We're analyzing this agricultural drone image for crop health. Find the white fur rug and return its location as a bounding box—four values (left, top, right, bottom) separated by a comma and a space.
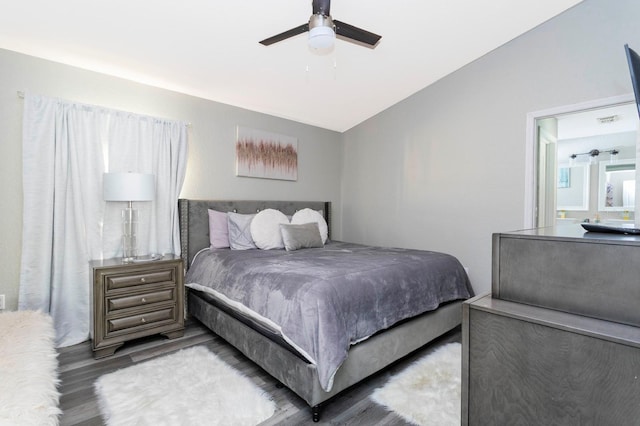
94, 346, 275, 425
371, 342, 461, 426
0, 310, 61, 426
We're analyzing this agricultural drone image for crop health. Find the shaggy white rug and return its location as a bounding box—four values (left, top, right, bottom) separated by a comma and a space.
371, 342, 461, 426
0, 310, 61, 426
94, 345, 275, 425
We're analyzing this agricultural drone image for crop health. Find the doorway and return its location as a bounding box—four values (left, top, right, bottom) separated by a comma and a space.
525, 95, 638, 228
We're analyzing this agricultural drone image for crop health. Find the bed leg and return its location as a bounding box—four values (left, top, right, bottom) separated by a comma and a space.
312, 405, 321, 422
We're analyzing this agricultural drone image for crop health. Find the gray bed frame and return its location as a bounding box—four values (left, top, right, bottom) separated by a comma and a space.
179, 199, 463, 421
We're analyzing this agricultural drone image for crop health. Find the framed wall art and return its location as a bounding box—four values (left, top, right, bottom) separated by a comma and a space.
558, 167, 571, 188
235, 126, 298, 181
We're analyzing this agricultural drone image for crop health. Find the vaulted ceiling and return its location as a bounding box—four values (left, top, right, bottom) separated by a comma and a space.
0, 0, 582, 131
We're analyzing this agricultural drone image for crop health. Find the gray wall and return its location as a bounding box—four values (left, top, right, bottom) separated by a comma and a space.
341, 0, 640, 294
0, 49, 343, 310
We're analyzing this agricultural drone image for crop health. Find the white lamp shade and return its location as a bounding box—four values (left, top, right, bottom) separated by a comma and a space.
308, 26, 335, 49
103, 172, 155, 201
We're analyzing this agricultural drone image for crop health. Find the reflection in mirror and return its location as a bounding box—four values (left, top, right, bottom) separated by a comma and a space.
529, 97, 639, 228
598, 160, 636, 211
557, 164, 589, 211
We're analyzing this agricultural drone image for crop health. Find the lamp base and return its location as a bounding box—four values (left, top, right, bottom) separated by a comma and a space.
122, 234, 138, 263
122, 208, 138, 262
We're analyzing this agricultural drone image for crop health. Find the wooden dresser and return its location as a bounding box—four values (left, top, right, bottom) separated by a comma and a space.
90, 255, 185, 359
462, 226, 640, 425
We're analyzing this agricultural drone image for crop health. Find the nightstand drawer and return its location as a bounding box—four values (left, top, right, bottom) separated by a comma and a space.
106, 269, 175, 291
107, 288, 175, 312
107, 307, 175, 332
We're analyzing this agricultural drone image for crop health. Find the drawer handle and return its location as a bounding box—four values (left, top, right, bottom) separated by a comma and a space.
141, 317, 146, 323
141, 298, 147, 303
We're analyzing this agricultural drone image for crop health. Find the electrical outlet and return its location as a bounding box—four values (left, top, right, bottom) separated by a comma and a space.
0, 294, 5, 310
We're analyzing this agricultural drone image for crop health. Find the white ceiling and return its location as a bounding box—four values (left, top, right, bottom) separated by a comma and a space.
0, 0, 582, 132
557, 103, 640, 140
556, 102, 639, 162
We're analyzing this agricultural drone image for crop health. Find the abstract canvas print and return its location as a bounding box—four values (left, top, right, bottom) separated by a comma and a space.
236, 126, 298, 181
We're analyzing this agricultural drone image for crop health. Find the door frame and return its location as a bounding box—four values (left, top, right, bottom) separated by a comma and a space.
524, 94, 634, 229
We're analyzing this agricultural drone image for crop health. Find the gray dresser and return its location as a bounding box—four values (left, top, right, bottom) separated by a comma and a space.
462, 225, 640, 425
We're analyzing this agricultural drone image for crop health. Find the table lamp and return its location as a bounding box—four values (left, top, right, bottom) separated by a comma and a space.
103, 172, 155, 262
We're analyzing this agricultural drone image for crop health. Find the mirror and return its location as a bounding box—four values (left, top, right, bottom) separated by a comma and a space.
598, 159, 636, 211
557, 164, 589, 211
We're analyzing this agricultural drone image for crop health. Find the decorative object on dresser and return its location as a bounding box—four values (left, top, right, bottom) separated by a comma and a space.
94, 346, 275, 425
90, 255, 184, 359
0, 310, 61, 425
462, 226, 640, 425
372, 342, 461, 426
103, 172, 155, 262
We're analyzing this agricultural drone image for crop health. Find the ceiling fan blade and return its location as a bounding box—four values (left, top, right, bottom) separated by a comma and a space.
259, 23, 309, 46
333, 20, 381, 47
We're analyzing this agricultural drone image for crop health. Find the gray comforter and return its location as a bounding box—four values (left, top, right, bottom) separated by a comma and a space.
185, 241, 472, 391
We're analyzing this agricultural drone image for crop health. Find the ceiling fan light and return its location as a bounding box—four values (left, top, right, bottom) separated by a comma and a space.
308, 26, 335, 49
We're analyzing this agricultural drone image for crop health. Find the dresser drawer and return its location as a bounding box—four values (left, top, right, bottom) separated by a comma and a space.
106, 269, 175, 291
493, 229, 640, 327
107, 307, 176, 333
107, 288, 175, 312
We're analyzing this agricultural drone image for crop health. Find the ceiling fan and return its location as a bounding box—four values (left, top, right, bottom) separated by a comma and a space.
259, 0, 382, 50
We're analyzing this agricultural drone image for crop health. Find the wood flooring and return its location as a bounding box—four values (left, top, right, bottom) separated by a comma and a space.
57, 319, 461, 425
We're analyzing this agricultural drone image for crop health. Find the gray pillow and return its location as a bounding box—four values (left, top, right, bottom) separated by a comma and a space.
280, 222, 324, 251
227, 212, 257, 250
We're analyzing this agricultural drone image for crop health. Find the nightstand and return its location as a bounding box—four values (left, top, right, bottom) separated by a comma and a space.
90, 255, 185, 359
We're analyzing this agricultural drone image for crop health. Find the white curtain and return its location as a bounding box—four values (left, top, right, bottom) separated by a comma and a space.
19, 93, 188, 347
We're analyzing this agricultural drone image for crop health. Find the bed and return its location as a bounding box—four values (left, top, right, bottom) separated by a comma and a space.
179, 199, 473, 421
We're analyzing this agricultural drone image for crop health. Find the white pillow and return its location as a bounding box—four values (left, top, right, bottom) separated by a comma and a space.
250, 209, 290, 250
291, 208, 328, 243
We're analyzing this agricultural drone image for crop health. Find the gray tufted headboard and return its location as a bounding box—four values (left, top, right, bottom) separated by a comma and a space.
178, 199, 331, 270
